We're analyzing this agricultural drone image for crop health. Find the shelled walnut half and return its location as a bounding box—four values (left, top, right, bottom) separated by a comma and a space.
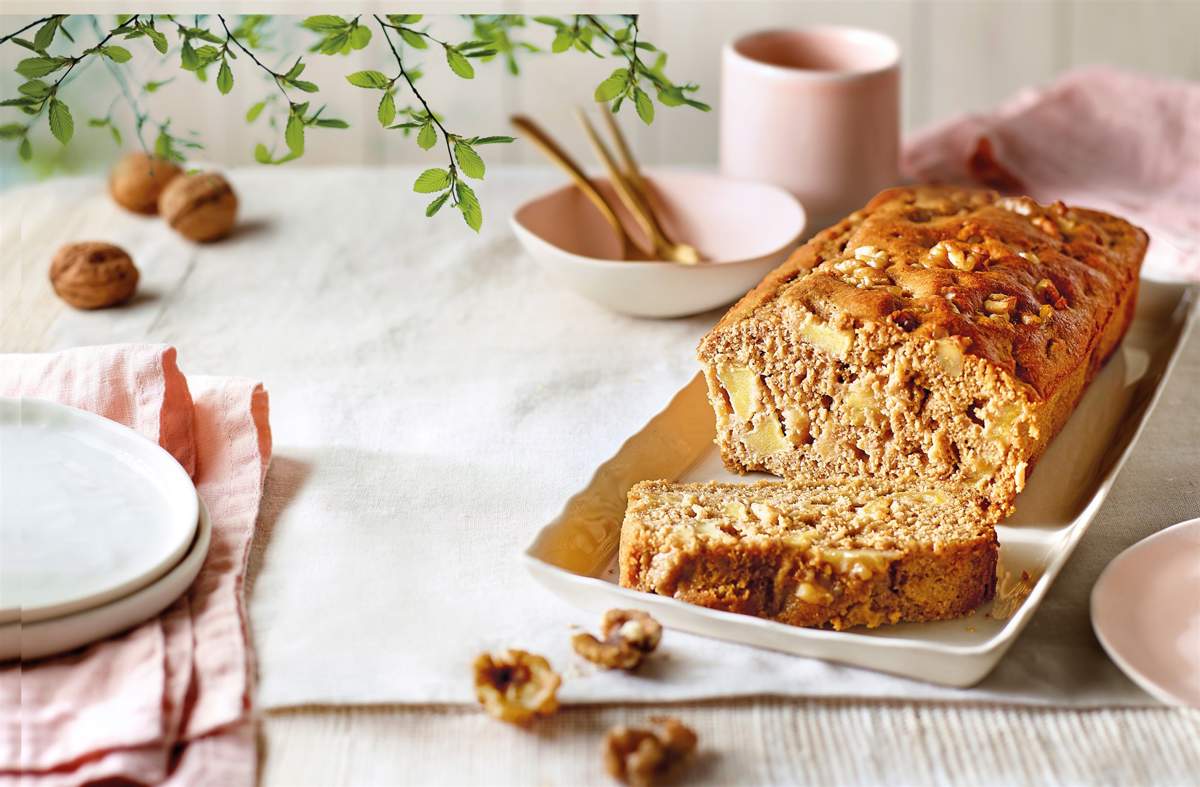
472, 649, 561, 725
572, 609, 663, 670
603, 717, 698, 787
49, 242, 139, 310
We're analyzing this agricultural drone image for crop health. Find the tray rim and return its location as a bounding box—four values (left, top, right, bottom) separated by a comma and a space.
523, 280, 1199, 686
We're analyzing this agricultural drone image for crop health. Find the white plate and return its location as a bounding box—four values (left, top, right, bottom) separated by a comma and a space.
1091, 517, 1200, 708
525, 279, 1198, 687
0, 398, 198, 623
0, 494, 211, 662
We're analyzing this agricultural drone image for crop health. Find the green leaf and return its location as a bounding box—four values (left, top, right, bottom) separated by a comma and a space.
425, 192, 450, 217
346, 70, 390, 89
101, 45, 132, 63
416, 122, 436, 150
594, 71, 628, 102
302, 15, 348, 31
377, 92, 396, 126
254, 142, 272, 163
144, 79, 173, 93
217, 61, 234, 94
532, 16, 564, 28
194, 45, 221, 65
18, 137, 32, 161
0, 124, 24, 139
454, 141, 485, 179
285, 60, 306, 80
318, 32, 350, 55
471, 136, 515, 145
456, 181, 482, 231
413, 167, 450, 193
445, 47, 474, 79
634, 87, 654, 124
87, 117, 107, 127
0, 97, 38, 108
110, 125, 122, 145
315, 118, 349, 128
16, 56, 67, 79
245, 101, 266, 122
550, 31, 573, 53
18, 79, 50, 98
285, 112, 305, 155
465, 49, 498, 59
33, 18, 59, 51
47, 98, 72, 144
180, 41, 199, 70
348, 25, 371, 50
387, 14, 423, 24
656, 86, 684, 107
398, 28, 427, 49
290, 80, 319, 93
146, 27, 168, 54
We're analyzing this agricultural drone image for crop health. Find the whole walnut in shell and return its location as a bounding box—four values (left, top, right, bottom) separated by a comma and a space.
158, 171, 238, 242
108, 152, 182, 214
49, 242, 139, 310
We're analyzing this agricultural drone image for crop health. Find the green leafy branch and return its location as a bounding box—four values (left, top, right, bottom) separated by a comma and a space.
583, 15, 710, 122
1, 14, 141, 159
2, 13, 708, 232
214, 14, 348, 165
357, 13, 513, 230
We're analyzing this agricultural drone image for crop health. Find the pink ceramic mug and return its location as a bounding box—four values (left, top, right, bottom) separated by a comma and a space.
720, 27, 901, 234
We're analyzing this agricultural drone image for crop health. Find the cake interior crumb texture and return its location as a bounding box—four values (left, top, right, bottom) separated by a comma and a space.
697, 186, 1147, 516
619, 479, 998, 631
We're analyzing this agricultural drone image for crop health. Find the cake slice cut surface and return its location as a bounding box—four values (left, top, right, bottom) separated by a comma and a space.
619, 479, 998, 630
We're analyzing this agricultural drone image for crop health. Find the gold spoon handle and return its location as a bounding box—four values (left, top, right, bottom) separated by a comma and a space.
598, 107, 648, 197
509, 115, 634, 259
574, 109, 672, 258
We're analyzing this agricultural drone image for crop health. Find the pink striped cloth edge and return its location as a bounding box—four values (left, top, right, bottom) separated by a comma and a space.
0, 345, 270, 787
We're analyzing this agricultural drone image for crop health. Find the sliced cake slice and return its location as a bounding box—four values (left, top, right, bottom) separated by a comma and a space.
619, 479, 998, 630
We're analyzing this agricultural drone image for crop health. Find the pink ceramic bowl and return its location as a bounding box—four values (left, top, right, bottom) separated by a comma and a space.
511, 169, 806, 318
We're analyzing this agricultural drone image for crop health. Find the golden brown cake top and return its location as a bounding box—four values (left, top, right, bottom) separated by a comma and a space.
704, 186, 1148, 398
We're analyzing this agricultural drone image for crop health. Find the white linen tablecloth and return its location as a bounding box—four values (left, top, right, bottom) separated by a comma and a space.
5, 168, 1198, 713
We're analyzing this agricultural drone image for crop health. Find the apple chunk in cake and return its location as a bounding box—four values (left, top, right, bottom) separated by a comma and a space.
698, 186, 1147, 514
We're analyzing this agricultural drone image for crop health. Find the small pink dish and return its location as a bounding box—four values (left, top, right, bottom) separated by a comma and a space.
511, 168, 806, 318
1091, 517, 1200, 707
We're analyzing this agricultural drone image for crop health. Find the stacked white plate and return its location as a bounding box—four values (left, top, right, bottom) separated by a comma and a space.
0, 397, 211, 661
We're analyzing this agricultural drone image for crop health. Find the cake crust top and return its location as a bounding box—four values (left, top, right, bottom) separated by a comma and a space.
702, 186, 1148, 398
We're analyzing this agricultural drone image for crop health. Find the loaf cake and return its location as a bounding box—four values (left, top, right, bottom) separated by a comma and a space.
619, 479, 998, 630
698, 186, 1147, 515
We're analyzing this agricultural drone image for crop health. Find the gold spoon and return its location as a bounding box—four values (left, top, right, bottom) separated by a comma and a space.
509, 114, 647, 262
576, 108, 702, 265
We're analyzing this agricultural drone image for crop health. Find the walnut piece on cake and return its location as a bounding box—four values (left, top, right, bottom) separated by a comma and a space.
619, 479, 998, 630
697, 186, 1147, 516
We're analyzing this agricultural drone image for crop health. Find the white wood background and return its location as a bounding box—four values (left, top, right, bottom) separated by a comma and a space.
3, 1, 1200, 181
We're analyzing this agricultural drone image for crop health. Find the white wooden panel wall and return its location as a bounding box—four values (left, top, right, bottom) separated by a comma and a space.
1, 1, 1199, 177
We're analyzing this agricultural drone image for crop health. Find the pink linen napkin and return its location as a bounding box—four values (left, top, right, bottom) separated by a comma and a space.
903, 65, 1200, 282
0, 345, 271, 786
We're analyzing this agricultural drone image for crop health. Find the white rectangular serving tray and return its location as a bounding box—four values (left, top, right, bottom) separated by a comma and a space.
524, 279, 1198, 687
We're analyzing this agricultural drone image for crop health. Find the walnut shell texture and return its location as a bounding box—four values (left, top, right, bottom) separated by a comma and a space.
158, 171, 238, 242
108, 152, 182, 214
49, 242, 140, 310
